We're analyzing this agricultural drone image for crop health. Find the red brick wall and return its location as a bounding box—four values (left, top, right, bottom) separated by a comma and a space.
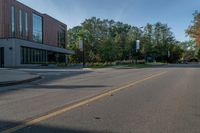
0, 0, 3, 37
1, 0, 67, 47
43, 14, 67, 47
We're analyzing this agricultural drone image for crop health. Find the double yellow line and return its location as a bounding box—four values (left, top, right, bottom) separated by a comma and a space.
1, 71, 167, 133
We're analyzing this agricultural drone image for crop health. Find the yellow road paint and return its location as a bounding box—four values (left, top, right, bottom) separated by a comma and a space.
1, 71, 167, 133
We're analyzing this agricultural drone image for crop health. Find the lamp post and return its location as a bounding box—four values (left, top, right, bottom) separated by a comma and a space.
167, 50, 170, 64
79, 29, 90, 68
134, 27, 143, 64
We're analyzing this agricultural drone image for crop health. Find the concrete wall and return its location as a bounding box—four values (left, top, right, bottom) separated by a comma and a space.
0, 39, 20, 67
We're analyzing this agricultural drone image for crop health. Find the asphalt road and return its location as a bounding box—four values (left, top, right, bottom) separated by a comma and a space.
1, 64, 200, 133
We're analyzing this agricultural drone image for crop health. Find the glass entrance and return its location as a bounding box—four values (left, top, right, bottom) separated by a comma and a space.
0, 47, 4, 68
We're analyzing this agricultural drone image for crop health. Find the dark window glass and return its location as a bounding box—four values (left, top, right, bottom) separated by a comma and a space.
25, 12, 28, 39
33, 49, 36, 63
19, 10, 23, 38
21, 47, 47, 64
32, 14, 43, 43
20, 47, 24, 64
11, 6, 15, 37
58, 27, 66, 48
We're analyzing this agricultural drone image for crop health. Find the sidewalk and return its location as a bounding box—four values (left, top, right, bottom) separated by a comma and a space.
0, 68, 41, 87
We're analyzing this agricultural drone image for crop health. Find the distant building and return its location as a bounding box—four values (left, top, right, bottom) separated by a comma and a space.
0, 0, 74, 67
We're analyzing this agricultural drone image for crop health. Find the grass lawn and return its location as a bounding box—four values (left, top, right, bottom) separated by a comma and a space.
86, 63, 161, 69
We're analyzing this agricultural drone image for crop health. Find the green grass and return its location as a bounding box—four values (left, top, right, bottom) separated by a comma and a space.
86, 63, 155, 69
86, 63, 166, 69
87, 64, 116, 69
126, 64, 152, 68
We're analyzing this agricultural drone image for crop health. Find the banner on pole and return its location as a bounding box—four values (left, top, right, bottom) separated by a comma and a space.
79, 40, 83, 51
136, 40, 140, 50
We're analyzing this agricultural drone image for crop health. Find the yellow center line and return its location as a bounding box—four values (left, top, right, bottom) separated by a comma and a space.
1, 71, 167, 133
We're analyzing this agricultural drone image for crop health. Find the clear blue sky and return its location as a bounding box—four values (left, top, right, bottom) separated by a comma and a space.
18, 0, 200, 42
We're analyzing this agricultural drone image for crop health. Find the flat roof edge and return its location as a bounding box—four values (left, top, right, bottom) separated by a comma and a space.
0, 38, 75, 55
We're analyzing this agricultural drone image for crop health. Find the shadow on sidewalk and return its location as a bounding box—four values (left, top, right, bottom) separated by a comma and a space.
0, 70, 93, 95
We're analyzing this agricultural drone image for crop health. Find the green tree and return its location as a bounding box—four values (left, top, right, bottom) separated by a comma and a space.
186, 11, 200, 45
67, 17, 182, 64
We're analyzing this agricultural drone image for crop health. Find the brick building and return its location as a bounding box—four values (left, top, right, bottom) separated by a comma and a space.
0, 0, 74, 67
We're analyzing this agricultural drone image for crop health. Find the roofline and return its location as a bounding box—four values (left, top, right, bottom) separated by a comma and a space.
15, 0, 67, 27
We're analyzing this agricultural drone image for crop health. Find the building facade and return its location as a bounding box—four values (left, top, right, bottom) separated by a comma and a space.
0, 0, 74, 67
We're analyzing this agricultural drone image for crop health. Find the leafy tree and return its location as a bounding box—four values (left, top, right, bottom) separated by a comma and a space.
186, 11, 200, 45
179, 40, 197, 60
68, 17, 182, 64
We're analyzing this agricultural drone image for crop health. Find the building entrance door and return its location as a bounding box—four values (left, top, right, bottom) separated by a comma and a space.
0, 47, 4, 68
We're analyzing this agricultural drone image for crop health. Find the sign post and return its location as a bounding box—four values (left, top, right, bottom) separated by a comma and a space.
135, 40, 140, 64
79, 39, 85, 67
136, 40, 140, 52
79, 40, 83, 51
167, 50, 170, 64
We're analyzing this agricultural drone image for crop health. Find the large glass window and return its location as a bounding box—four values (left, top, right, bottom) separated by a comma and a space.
58, 27, 66, 48
32, 14, 43, 43
25, 12, 28, 39
21, 47, 47, 64
11, 6, 15, 37
19, 10, 23, 38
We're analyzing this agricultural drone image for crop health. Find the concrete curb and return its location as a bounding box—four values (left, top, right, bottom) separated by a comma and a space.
0, 75, 42, 87
83, 68, 94, 71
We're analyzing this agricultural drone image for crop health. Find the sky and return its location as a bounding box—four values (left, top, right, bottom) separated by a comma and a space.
18, 0, 200, 42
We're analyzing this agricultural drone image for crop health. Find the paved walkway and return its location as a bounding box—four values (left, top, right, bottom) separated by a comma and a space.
0, 68, 41, 87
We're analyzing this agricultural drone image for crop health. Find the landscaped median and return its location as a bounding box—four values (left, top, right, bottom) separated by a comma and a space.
0, 69, 41, 87
84, 62, 166, 70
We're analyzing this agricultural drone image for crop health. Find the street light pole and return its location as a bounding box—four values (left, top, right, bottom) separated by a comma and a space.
79, 39, 85, 68
134, 27, 143, 64
167, 49, 170, 65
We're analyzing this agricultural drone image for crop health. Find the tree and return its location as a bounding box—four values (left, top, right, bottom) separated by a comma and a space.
186, 11, 200, 45
68, 17, 182, 64
179, 40, 196, 60
68, 26, 82, 63
142, 23, 153, 55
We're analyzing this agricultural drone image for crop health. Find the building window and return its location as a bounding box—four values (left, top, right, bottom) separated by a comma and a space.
21, 47, 47, 64
32, 14, 43, 43
57, 27, 66, 48
11, 6, 15, 37
19, 10, 23, 38
25, 12, 28, 39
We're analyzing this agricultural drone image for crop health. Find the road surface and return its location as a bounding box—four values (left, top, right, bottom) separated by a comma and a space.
0, 65, 200, 133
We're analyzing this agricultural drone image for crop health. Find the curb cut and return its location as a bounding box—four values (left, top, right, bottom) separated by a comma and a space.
0, 75, 42, 87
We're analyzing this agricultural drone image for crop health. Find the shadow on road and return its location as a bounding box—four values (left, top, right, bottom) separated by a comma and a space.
0, 70, 93, 95
0, 120, 115, 133
1, 64, 200, 95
